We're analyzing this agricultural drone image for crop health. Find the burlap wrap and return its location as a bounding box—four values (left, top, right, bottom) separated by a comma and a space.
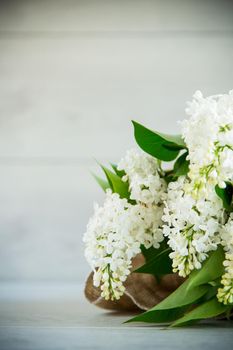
85, 254, 184, 311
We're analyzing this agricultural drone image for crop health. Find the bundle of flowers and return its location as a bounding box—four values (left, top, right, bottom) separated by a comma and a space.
84, 91, 233, 326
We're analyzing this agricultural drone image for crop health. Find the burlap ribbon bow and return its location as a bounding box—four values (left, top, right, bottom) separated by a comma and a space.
85, 254, 184, 311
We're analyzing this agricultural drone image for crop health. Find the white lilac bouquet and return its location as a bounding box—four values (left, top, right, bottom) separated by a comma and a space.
84, 91, 233, 326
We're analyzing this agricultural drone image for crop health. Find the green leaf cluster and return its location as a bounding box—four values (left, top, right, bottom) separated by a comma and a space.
136, 244, 172, 277
92, 163, 130, 199
128, 247, 231, 326
132, 121, 189, 179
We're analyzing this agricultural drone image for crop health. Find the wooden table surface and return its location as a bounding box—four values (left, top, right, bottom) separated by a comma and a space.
0, 283, 232, 350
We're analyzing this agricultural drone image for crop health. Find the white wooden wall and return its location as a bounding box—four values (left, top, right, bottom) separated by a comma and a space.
0, 0, 233, 282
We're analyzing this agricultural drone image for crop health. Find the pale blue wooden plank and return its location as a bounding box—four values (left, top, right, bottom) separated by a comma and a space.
0, 324, 232, 350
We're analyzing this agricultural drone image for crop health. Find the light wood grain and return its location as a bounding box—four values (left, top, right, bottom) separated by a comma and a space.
0, 284, 232, 349
0, 164, 106, 281
0, 36, 232, 159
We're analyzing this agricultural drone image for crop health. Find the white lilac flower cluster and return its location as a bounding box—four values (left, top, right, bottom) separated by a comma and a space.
117, 149, 166, 205
217, 215, 233, 304
84, 191, 139, 300
83, 150, 165, 300
163, 91, 233, 303
179, 91, 233, 304
162, 177, 224, 277
181, 91, 233, 197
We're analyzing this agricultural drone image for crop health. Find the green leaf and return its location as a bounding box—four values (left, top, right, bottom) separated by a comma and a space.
164, 173, 176, 184
140, 245, 159, 261
132, 121, 186, 161
187, 247, 225, 291
127, 247, 225, 325
173, 151, 190, 177
127, 279, 209, 323
125, 307, 187, 324
135, 247, 172, 276
110, 163, 126, 178
92, 173, 110, 192
100, 165, 130, 199
140, 241, 168, 261
171, 298, 229, 327
151, 280, 209, 310
215, 183, 233, 211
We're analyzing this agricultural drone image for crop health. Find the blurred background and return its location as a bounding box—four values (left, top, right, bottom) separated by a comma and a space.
0, 0, 233, 287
